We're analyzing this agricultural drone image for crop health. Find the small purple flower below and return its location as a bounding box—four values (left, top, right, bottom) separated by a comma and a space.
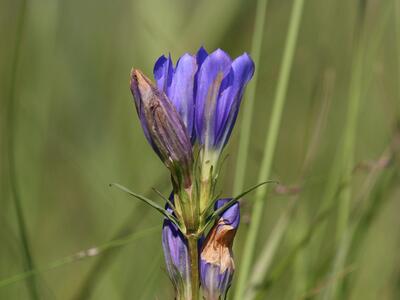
162, 195, 190, 296
200, 199, 240, 300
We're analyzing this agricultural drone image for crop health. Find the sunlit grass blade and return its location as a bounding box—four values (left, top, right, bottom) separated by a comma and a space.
320, 2, 396, 298
346, 167, 397, 286
308, 4, 394, 296
320, 151, 395, 300
233, 1, 306, 298
335, 11, 365, 245
0, 226, 159, 288
250, 206, 334, 300
244, 67, 335, 299
321, 227, 354, 300
233, 0, 269, 196
244, 197, 296, 300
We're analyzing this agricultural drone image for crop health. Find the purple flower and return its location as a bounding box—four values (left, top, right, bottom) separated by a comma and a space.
200, 199, 240, 300
162, 200, 190, 295
153, 48, 208, 142
153, 47, 254, 150
195, 49, 254, 151
162, 194, 204, 297
130, 69, 193, 188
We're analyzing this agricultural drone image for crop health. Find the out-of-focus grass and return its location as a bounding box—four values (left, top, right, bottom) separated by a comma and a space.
234, 0, 305, 298
1, 0, 399, 299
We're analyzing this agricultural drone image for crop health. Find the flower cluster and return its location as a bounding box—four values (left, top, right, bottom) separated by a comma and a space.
130, 47, 254, 299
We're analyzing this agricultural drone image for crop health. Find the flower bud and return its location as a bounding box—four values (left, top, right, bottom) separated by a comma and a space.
130, 69, 193, 188
200, 199, 240, 300
162, 202, 190, 298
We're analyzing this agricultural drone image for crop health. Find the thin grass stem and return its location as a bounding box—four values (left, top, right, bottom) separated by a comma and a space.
232, 0, 269, 196
244, 69, 335, 300
233, 1, 305, 298
310, 5, 393, 294
322, 4, 375, 298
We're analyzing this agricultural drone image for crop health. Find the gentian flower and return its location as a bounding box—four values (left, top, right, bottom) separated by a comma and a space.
162, 199, 190, 298
195, 49, 254, 153
130, 48, 251, 299
153, 47, 254, 153
153, 47, 208, 142
130, 69, 193, 188
200, 199, 240, 300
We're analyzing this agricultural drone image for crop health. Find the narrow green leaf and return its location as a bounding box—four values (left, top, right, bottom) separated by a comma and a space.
151, 187, 178, 215
110, 183, 181, 228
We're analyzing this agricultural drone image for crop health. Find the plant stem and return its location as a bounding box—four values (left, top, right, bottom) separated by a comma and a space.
233, 0, 305, 298
188, 234, 200, 300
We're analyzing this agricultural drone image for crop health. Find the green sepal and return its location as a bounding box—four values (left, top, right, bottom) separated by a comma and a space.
110, 183, 181, 229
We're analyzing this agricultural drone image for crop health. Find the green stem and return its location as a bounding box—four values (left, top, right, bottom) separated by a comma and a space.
187, 235, 200, 300
233, 0, 269, 196
234, 0, 305, 299
336, 28, 364, 243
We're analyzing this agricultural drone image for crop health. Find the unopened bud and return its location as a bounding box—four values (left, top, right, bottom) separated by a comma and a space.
162, 203, 190, 298
130, 69, 193, 188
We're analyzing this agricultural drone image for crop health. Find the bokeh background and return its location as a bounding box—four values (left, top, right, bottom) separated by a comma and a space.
1, 0, 399, 299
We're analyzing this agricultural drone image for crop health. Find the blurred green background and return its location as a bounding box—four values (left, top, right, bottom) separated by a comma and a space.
1, 0, 399, 299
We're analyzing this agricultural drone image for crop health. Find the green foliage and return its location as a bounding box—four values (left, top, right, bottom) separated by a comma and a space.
0, 0, 399, 299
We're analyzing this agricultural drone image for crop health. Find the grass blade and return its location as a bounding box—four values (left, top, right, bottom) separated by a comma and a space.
233, 0, 269, 196
245, 197, 296, 300
244, 68, 335, 299
233, 1, 306, 298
